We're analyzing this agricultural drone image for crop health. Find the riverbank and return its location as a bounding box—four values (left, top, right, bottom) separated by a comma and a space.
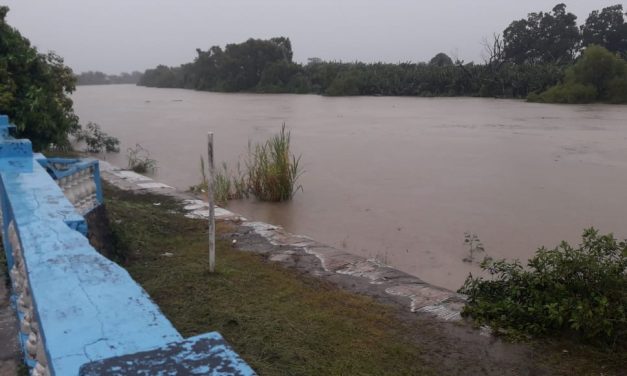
95, 162, 626, 375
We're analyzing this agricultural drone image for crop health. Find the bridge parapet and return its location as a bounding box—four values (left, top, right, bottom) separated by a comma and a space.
0, 115, 254, 375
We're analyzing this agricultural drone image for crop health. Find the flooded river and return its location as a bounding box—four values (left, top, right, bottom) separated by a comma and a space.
73, 85, 627, 290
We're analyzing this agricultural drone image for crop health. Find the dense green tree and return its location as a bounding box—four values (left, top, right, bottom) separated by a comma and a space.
503, 4, 580, 65
529, 45, 627, 103
0, 6, 79, 150
581, 4, 627, 58
428, 53, 454, 67
138, 65, 182, 88
143, 37, 296, 92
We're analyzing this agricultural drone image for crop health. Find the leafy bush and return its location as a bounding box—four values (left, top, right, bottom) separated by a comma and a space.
126, 144, 157, 173
74, 122, 120, 153
528, 82, 598, 104
607, 76, 627, 104
529, 45, 627, 104
459, 228, 627, 348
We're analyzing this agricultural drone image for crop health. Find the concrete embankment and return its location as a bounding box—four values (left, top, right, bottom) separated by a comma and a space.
99, 161, 466, 323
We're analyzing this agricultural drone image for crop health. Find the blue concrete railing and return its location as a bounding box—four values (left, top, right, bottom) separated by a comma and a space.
0, 115, 255, 375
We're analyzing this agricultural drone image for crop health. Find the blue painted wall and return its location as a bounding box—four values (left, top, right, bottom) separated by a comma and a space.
0, 115, 255, 375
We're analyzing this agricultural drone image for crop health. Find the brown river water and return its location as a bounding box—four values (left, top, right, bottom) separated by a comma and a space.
73, 84, 627, 290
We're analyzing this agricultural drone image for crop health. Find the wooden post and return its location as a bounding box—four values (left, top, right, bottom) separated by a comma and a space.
207, 132, 215, 272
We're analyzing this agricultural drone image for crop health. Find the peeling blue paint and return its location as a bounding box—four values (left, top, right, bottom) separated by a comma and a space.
0, 115, 255, 375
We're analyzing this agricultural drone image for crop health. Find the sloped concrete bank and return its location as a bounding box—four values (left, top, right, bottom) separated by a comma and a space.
99, 161, 465, 323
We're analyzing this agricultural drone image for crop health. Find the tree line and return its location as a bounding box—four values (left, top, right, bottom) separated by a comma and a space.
138, 4, 627, 102
76, 71, 143, 85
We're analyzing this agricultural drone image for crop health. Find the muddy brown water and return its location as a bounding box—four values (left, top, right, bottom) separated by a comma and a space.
73, 84, 627, 291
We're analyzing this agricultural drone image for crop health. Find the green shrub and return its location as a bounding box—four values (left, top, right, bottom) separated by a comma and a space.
74, 122, 120, 153
531, 82, 598, 104
126, 144, 157, 173
607, 76, 627, 104
459, 228, 627, 348
529, 45, 627, 104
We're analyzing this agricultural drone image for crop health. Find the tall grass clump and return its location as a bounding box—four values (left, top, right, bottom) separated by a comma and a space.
127, 144, 157, 173
190, 157, 248, 206
189, 124, 303, 203
246, 124, 303, 201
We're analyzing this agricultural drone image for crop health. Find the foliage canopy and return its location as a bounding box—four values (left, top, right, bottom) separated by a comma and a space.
139, 4, 626, 102
529, 45, 627, 103
0, 6, 79, 150
581, 4, 627, 58
503, 3, 581, 65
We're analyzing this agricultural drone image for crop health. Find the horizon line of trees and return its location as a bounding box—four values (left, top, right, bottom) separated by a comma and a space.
76, 71, 143, 85
138, 3, 627, 101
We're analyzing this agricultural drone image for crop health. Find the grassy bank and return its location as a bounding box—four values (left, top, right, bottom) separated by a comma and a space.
103, 184, 432, 375
101, 184, 626, 375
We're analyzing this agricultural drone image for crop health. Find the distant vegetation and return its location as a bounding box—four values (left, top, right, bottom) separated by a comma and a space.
139, 4, 627, 103
459, 228, 626, 349
76, 71, 143, 85
529, 45, 627, 104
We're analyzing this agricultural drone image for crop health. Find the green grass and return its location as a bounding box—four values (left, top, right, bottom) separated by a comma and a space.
126, 143, 157, 173
246, 124, 303, 202
103, 185, 432, 375
101, 184, 627, 375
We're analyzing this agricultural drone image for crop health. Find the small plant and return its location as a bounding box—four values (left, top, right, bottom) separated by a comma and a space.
126, 144, 157, 173
189, 157, 248, 206
459, 228, 627, 348
189, 156, 209, 194
463, 232, 486, 263
213, 162, 232, 206
74, 122, 120, 153
246, 123, 303, 202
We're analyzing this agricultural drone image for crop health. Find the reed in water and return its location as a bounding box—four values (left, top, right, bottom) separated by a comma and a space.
190, 124, 302, 203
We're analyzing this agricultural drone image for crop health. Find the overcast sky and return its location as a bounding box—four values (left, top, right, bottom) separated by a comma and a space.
2, 1, 620, 74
